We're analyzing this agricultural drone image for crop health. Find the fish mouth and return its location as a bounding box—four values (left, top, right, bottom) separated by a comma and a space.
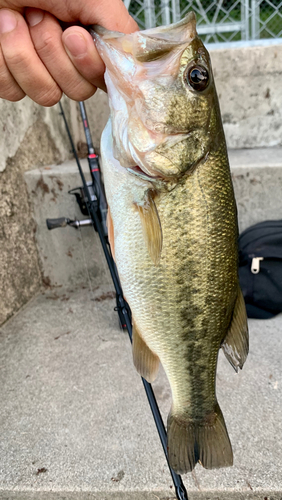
128, 165, 161, 182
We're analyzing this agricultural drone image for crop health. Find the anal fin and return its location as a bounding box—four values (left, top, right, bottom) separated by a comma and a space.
135, 191, 162, 266
132, 320, 159, 383
222, 287, 249, 372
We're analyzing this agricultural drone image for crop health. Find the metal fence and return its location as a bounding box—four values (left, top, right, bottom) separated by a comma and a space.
124, 0, 282, 43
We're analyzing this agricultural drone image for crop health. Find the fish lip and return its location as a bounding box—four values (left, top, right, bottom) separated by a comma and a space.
128, 165, 161, 182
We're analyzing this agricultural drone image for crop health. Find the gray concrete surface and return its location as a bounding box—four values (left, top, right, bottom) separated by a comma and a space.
24, 159, 108, 288
0, 97, 71, 174
0, 97, 74, 326
230, 147, 282, 232
0, 283, 281, 499
209, 43, 282, 150
24, 147, 282, 286
0, 93, 108, 325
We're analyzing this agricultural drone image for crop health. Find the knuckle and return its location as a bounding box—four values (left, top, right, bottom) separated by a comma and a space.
64, 82, 96, 101
0, 74, 25, 101
6, 90, 25, 101
35, 31, 56, 57
0, 87, 25, 101
5, 48, 30, 69
35, 86, 62, 107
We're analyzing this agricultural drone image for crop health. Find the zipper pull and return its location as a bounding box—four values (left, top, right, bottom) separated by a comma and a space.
251, 257, 264, 274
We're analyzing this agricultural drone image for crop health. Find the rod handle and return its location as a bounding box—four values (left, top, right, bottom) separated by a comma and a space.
46, 217, 70, 230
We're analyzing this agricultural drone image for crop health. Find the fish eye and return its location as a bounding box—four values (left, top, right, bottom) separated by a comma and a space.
186, 65, 209, 91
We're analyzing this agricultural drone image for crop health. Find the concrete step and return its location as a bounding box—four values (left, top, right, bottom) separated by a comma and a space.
229, 147, 282, 232
24, 148, 282, 287
0, 285, 282, 499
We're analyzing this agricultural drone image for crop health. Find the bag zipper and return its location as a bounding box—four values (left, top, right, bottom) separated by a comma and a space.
251, 257, 264, 274
250, 255, 282, 274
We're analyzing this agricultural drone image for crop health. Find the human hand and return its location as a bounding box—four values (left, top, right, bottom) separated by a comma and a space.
0, 0, 138, 105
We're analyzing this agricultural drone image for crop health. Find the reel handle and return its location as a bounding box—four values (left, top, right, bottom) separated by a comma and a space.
46, 217, 70, 230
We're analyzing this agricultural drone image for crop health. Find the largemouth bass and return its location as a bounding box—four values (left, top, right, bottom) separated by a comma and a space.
91, 12, 249, 474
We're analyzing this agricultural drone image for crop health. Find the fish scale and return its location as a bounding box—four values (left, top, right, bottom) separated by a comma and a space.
94, 11, 249, 474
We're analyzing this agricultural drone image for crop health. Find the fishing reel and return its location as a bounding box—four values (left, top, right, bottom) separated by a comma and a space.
69, 183, 98, 217
46, 181, 98, 232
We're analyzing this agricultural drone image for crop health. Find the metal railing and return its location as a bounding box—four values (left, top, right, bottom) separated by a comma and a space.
125, 0, 282, 43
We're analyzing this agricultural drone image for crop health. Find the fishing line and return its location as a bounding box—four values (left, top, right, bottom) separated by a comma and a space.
95, 230, 113, 287
78, 224, 96, 301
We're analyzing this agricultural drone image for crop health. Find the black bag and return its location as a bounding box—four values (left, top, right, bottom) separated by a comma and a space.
238, 220, 282, 319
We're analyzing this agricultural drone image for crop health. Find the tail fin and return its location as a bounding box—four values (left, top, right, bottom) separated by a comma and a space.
167, 403, 233, 474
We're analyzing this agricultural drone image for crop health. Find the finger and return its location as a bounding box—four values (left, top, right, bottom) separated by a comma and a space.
25, 9, 97, 100
0, 0, 139, 33
0, 9, 62, 106
61, 0, 138, 92
0, 41, 25, 101
62, 26, 106, 92
68, 0, 139, 34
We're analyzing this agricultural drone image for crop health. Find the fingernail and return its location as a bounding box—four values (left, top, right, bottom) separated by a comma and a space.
0, 10, 17, 34
25, 9, 44, 27
64, 33, 87, 58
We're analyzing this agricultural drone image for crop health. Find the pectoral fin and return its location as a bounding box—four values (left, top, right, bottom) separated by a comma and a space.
132, 320, 159, 383
107, 207, 115, 261
222, 287, 249, 372
135, 191, 162, 266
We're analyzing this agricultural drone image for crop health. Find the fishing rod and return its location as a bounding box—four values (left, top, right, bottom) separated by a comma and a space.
78, 101, 108, 237
46, 100, 189, 500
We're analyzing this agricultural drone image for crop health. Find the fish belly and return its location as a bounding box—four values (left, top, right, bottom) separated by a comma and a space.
101, 119, 238, 473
